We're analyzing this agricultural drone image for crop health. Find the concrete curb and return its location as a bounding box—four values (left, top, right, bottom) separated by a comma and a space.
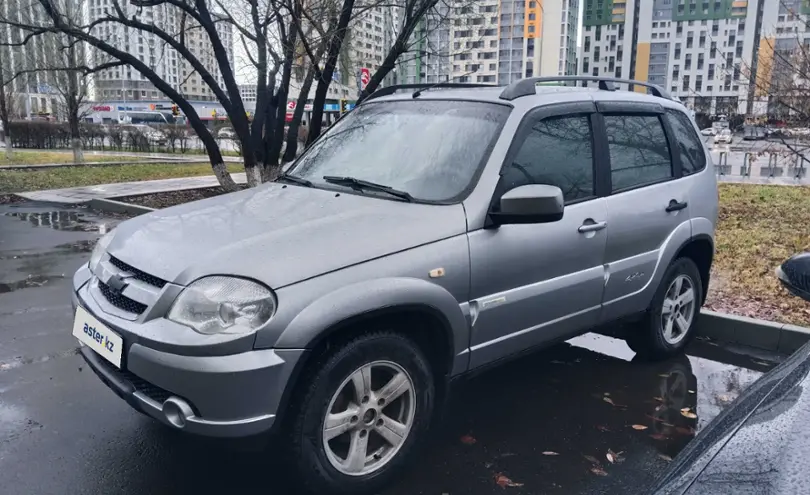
86, 198, 155, 215
696, 309, 810, 355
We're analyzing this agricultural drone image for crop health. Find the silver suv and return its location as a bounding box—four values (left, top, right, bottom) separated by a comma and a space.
71, 77, 717, 494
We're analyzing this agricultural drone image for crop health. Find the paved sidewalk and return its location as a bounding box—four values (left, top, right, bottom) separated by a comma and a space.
17, 173, 247, 204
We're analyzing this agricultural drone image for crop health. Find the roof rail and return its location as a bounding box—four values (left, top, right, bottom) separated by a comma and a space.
498, 76, 671, 101
364, 83, 498, 102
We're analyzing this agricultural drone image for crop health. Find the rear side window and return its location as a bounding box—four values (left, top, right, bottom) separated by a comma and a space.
501, 115, 595, 203
665, 108, 707, 175
604, 114, 673, 192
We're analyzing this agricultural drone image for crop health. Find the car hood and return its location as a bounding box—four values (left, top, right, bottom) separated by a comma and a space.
107, 183, 467, 288
651, 341, 810, 495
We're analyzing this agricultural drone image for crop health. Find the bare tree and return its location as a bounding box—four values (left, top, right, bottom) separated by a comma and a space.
0, 39, 12, 159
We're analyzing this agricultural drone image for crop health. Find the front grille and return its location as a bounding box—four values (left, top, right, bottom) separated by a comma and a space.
95, 356, 173, 404
98, 281, 147, 314
109, 256, 167, 288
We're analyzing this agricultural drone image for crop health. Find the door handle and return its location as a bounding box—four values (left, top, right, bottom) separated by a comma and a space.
666, 200, 688, 212
578, 220, 607, 233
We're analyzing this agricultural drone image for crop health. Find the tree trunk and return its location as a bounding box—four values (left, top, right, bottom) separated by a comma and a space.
308, 0, 356, 144
283, 64, 316, 163
0, 42, 11, 160
68, 103, 84, 164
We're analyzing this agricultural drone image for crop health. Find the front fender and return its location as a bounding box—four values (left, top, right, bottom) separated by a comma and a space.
273, 277, 470, 375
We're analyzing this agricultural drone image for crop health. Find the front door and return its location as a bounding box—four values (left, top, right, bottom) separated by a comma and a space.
467, 105, 609, 369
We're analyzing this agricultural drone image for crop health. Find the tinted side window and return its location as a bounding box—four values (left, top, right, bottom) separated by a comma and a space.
665, 108, 707, 175
604, 114, 673, 192
501, 115, 595, 203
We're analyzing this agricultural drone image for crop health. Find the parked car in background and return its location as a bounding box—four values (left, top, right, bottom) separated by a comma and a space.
217, 126, 236, 139
700, 128, 716, 136
71, 77, 717, 494
121, 124, 166, 146
713, 129, 733, 145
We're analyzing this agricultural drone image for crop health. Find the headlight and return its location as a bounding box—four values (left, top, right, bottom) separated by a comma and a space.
167, 276, 276, 335
89, 230, 115, 272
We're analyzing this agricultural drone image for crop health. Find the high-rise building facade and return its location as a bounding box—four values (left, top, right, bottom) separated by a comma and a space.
88, 0, 233, 102
395, 0, 580, 86
580, 0, 810, 117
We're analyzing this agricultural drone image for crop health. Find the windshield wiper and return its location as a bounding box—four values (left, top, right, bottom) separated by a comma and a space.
276, 173, 312, 187
323, 175, 414, 202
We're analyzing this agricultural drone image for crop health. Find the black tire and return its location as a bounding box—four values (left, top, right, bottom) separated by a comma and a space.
286, 331, 435, 495
627, 257, 703, 360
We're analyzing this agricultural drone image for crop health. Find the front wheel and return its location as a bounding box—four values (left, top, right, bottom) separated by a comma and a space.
627, 257, 703, 360
286, 331, 435, 494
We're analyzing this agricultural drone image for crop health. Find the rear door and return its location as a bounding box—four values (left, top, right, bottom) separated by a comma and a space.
597, 102, 692, 321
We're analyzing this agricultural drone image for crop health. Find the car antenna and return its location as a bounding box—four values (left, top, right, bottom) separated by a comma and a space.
412, 66, 480, 98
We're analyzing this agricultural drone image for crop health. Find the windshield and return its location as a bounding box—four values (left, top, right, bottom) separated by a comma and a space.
288, 100, 510, 202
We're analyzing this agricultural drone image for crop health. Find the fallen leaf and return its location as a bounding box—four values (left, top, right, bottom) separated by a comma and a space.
590, 467, 609, 476
603, 392, 611, 396
583, 455, 601, 465
717, 394, 733, 403
680, 407, 692, 413
494, 474, 524, 488
652, 396, 664, 402
596, 425, 611, 432
485, 462, 493, 468
662, 422, 675, 427
542, 451, 560, 456
658, 373, 670, 378
658, 454, 673, 462
460, 434, 477, 445
606, 453, 615, 464
631, 424, 648, 430
681, 411, 698, 419
603, 397, 615, 406
753, 359, 772, 366
649, 433, 669, 441
688, 390, 696, 394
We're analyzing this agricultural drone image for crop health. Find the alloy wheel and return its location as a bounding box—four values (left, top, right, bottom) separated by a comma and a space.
322, 360, 416, 476
660, 274, 696, 345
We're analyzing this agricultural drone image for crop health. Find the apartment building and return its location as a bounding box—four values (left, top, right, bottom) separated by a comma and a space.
754, 0, 810, 117
88, 0, 233, 103
579, 0, 810, 117
396, 5, 452, 85
0, 0, 78, 116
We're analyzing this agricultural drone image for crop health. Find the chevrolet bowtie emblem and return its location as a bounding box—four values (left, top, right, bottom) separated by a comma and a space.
107, 273, 133, 292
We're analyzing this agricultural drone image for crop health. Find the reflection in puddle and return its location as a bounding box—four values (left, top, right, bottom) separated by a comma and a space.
2, 211, 108, 233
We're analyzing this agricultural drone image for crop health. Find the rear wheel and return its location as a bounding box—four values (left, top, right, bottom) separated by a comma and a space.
627, 257, 703, 360
286, 331, 435, 494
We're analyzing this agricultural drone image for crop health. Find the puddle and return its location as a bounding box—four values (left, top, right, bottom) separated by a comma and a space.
0, 274, 65, 294
383, 334, 771, 495
2, 211, 109, 233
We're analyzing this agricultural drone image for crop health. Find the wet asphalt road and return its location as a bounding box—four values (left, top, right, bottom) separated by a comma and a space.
0, 201, 780, 495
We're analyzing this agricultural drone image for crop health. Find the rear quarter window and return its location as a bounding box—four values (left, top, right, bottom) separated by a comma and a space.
665, 108, 707, 176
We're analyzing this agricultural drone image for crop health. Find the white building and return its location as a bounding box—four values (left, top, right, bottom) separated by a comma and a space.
88, 0, 233, 103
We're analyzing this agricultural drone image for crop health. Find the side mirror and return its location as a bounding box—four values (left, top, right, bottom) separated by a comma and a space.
490, 184, 564, 225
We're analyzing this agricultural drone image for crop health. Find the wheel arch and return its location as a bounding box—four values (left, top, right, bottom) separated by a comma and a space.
673, 234, 714, 305
271, 278, 467, 431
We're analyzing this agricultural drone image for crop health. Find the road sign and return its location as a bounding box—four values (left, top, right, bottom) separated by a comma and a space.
287, 101, 296, 111
360, 68, 370, 89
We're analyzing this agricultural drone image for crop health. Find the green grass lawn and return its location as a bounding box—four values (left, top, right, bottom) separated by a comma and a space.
708, 183, 810, 326
0, 162, 243, 193
0, 151, 142, 166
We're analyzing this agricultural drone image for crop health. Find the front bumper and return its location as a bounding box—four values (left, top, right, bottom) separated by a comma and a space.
73, 272, 304, 438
